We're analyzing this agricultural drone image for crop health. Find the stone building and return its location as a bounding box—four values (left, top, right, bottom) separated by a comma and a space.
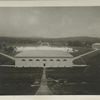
15, 49, 73, 67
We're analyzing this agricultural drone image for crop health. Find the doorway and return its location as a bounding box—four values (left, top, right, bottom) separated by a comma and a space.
43, 63, 46, 67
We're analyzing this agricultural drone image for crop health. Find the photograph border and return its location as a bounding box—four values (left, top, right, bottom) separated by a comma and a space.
0, 0, 100, 100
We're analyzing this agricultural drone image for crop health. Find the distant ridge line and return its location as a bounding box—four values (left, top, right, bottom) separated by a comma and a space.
0, 36, 100, 40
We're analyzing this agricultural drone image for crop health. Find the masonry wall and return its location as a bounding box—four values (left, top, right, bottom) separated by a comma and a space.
15, 57, 71, 67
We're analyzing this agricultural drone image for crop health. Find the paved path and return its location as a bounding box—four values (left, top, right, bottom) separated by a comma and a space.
0, 65, 15, 67
35, 68, 52, 95
0, 52, 15, 60
72, 49, 98, 60
66, 49, 99, 67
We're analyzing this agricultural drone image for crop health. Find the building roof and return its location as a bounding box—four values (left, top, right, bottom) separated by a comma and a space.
15, 50, 73, 58
16, 46, 73, 52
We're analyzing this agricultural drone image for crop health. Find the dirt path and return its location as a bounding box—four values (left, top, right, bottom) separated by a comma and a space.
35, 68, 52, 95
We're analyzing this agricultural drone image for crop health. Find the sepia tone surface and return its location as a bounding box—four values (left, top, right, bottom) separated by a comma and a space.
0, 7, 100, 95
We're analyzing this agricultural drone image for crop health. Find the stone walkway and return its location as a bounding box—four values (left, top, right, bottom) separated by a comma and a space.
35, 68, 52, 95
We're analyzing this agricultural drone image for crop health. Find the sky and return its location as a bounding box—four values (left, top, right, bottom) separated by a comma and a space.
0, 7, 100, 38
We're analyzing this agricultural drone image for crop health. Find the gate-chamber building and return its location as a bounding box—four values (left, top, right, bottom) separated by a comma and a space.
15, 49, 73, 67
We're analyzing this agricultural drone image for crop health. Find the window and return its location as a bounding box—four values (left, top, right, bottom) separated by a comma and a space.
63, 59, 67, 61
50, 59, 53, 61
22, 59, 25, 61
57, 59, 60, 61
36, 59, 40, 61
29, 59, 33, 61
43, 59, 47, 61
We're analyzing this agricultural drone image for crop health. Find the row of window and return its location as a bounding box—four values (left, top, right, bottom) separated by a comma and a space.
22, 59, 67, 61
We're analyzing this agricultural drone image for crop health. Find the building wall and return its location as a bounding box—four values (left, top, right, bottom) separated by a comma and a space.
15, 57, 71, 67
92, 44, 100, 50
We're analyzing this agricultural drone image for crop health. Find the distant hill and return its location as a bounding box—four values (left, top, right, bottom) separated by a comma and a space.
0, 36, 100, 41
51, 36, 100, 42
0, 36, 100, 46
